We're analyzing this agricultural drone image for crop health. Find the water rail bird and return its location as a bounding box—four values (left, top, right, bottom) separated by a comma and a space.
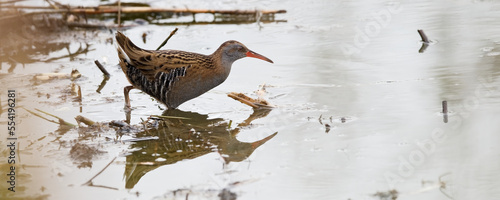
115, 31, 273, 109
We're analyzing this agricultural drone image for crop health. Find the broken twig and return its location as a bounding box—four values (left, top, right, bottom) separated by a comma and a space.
94, 60, 110, 77
156, 28, 178, 51
75, 115, 96, 126
442, 100, 448, 123
228, 92, 274, 109
23, 108, 76, 127
150, 115, 190, 120
442, 100, 448, 113
82, 156, 117, 186
417, 29, 430, 43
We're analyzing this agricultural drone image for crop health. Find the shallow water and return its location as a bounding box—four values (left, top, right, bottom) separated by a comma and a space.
1, 0, 500, 199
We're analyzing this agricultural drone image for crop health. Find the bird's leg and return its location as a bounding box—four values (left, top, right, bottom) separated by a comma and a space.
124, 85, 135, 109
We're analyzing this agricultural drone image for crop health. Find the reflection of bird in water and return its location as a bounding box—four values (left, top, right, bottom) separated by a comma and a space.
124, 109, 276, 189
115, 31, 273, 109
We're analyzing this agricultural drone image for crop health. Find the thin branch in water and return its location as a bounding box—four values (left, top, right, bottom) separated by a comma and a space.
76, 84, 82, 101
44, 0, 59, 10
85, 183, 119, 191
120, 136, 159, 143
75, 115, 95, 126
438, 172, 453, 199
150, 115, 190, 120
442, 100, 448, 123
442, 100, 448, 113
82, 156, 117, 186
24, 108, 77, 127
156, 28, 178, 51
23, 108, 60, 125
94, 60, 110, 77
227, 92, 274, 109
418, 29, 430, 43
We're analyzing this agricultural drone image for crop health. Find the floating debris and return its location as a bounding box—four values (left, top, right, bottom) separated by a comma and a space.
218, 188, 237, 200
372, 189, 398, 200
228, 85, 275, 109
70, 143, 105, 162
324, 124, 331, 133
228, 92, 274, 109
34, 69, 81, 81
417, 29, 431, 53
75, 115, 96, 126
341, 117, 346, 123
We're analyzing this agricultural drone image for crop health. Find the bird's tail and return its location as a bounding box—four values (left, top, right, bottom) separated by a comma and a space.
116, 31, 133, 65
116, 31, 147, 66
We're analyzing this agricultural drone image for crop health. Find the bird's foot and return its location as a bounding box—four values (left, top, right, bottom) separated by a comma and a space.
124, 104, 132, 111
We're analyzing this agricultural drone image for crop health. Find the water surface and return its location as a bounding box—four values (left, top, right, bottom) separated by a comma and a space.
1, 0, 500, 199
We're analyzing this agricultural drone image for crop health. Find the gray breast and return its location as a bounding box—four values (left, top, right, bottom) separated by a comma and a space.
165, 70, 229, 108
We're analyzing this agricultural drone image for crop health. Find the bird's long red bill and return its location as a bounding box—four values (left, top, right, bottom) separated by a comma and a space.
246, 50, 274, 63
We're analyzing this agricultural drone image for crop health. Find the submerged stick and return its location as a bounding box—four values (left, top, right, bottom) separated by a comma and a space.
75, 115, 95, 126
23, 108, 76, 127
34, 108, 77, 127
227, 92, 274, 109
417, 29, 430, 43
94, 60, 110, 77
156, 28, 178, 51
23, 109, 60, 125
150, 115, 190, 120
442, 100, 448, 123
82, 156, 117, 186
120, 136, 159, 143
228, 93, 259, 108
442, 100, 448, 114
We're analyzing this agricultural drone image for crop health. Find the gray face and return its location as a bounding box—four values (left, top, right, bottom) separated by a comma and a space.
218, 40, 273, 71
222, 42, 248, 63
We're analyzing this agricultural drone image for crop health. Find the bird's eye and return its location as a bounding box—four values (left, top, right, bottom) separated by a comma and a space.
237, 46, 245, 52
